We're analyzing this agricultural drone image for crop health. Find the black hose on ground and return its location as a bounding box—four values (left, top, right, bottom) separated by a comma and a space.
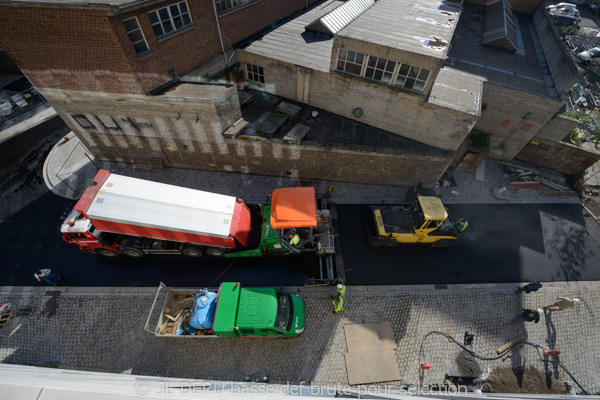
418, 330, 590, 395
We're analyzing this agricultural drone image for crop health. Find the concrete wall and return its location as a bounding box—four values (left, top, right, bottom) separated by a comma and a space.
473, 83, 563, 160
516, 139, 600, 176
236, 52, 478, 152
39, 85, 241, 167
331, 37, 443, 97
534, 113, 578, 143
214, 135, 454, 187
532, 7, 579, 94
38, 86, 453, 187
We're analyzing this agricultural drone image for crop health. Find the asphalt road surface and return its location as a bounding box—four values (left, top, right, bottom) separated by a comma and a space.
337, 204, 600, 285
0, 191, 321, 288
2, 193, 600, 287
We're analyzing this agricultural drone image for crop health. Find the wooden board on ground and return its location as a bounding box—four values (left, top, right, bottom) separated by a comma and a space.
345, 350, 401, 385
344, 322, 397, 353
0, 311, 14, 327
502, 343, 524, 361
534, 177, 569, 191
497, 334, 526, 354
506, 183, 542, 190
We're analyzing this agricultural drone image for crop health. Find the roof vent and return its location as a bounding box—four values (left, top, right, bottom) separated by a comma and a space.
482, 0, 517, 51
304, 0, 376, 36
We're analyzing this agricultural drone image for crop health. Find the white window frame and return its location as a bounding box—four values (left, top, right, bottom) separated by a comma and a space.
214, 0, 257, 15
336, 48, 365, 77
123, 17, 150, 57
148, 1, 193, 39
394, 63, 431, 94
245, 63, 264, 84
364, 56, 397, 84
335, 47, 432, 94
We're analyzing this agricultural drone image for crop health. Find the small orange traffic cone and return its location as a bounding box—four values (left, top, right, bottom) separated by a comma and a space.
421, 363, 431, 370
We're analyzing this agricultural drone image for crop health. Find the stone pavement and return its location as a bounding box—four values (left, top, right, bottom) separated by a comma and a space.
0, 283, 599, 394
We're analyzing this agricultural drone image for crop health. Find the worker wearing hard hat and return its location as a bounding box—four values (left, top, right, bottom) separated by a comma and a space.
335, 282, 346, 297
512, 308, 543, 323
331, 281, 346, 314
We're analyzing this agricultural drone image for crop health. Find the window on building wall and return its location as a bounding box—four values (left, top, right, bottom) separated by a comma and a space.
123, 17, 150, 57
148, 1, 193, 39
364, 56, 396, 84
394, 63, 430, 93
336, 49, 365, 76
245, 63, 264, 84
214, 0, 257, 15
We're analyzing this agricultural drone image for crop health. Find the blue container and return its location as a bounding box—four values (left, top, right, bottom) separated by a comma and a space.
189, 291, 218, 330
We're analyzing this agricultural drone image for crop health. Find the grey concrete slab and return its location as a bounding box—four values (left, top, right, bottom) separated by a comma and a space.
345, 349, 401, 385
344, 322, 396, 353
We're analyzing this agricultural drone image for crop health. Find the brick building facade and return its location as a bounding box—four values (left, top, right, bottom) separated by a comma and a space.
0, 0, 587, 185
0, 0, 319, 94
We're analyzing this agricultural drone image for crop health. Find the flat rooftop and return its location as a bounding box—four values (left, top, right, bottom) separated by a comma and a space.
429, 67, 482, 116
446, 2, 558, 98
158, 82, 231, 100
338, 0, 462, 60
241, 0, 340, 73
243, 0, 462, 71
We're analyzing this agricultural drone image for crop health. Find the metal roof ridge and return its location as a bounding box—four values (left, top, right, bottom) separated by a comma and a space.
304, 0, 377, 36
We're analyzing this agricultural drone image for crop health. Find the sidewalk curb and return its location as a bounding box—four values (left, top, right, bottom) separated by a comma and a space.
42, 131, 84, 200
0, 106, 57, 145
3, 281, 600, 297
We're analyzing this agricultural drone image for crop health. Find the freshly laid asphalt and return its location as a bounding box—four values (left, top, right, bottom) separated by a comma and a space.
338, 203, 600, 285
2, 190, 599, 287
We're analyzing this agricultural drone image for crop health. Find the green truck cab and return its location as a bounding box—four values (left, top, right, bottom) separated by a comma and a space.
146, 282, 305, 338
225, 187, 335, 258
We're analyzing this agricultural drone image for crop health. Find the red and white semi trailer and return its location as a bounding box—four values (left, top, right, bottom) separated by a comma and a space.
60, 170, 252, 257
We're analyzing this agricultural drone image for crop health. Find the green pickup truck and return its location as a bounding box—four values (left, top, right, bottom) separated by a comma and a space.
146, 282, 305, 338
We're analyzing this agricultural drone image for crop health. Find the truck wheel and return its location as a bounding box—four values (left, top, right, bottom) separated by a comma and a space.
206, 248, 225, 257
96, 248, 119, 257
121, 247, 144, 257
182, 245, 203, 257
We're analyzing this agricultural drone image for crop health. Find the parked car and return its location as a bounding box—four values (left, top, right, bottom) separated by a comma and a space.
578, 47, 600, 64
551, 13, 580, 27
549, 8, 581, 23
590, 4, 600, 15
547, 3, 578, 11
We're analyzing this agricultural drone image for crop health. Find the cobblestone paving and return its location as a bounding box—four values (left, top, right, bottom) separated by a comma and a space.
1, 286, 598, 394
